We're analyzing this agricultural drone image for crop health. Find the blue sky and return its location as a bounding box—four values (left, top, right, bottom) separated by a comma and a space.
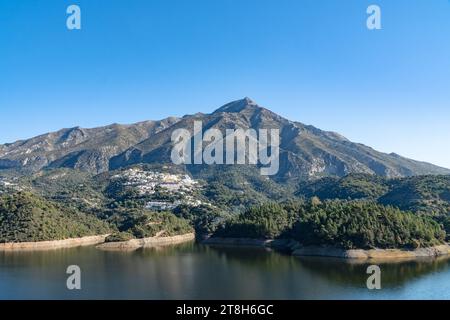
1, 0, 450, 168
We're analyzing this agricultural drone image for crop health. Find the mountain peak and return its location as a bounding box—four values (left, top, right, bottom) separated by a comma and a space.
1, 98, 450, 178
213, 97, 259, 114
242, 96, 256, 105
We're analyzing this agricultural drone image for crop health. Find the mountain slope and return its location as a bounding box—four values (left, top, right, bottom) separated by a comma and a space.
0, 117, 179, 173
1, 98, 449, 180
109, 98, 450, 180
0, 192, 111, 242
296, 173, 450, 216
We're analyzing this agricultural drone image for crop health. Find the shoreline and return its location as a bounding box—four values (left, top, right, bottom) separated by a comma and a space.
2, 233, 448, 260
202, 237, 450, 261
0, 233, 196, 252
0, 234, 109, 251
96, 233, 196, 251
291, 244, 450, 261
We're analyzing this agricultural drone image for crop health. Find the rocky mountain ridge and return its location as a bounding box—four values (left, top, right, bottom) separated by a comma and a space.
1, 98, 449, 180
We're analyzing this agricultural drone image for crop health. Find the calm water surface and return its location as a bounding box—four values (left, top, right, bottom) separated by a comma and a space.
0, 242, 449, 299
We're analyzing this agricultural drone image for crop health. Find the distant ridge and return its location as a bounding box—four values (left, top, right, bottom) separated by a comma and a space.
1, 98, 449, 180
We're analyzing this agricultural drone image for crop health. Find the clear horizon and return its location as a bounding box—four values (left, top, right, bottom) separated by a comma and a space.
1, 0, 450, 169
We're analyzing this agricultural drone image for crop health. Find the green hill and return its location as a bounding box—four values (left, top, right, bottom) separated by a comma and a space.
296, 174, 450, 216
379, 175, 450, 215
296, 174, 389, 201
105, 209, 194, 242
214, 200, 446, 249
0, 192, 111, 243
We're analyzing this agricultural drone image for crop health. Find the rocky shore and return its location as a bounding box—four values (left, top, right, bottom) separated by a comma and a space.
0, 235, 109, 251
3, 233, 448, 260
96, 233, 195, 251
203, 237, 450, 261
291, 244, 450, 260
0, 233, 196, 252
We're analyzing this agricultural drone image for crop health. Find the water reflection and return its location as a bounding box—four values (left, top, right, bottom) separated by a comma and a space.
0, 244, 449, 299
293, 255, 450, 288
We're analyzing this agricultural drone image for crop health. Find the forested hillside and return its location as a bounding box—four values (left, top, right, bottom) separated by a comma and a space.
0, 192, 111, 242
214, 200, 446, 249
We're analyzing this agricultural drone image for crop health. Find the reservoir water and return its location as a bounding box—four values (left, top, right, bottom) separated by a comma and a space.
0, 242, 449, 299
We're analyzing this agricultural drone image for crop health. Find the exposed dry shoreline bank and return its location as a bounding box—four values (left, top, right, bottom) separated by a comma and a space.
96, 233, 196, 251
0, 232, 196, 251
202, 237, 450, 261
0, 235, 109, 251
291, 244, 450, 260
3, 233, 448, 260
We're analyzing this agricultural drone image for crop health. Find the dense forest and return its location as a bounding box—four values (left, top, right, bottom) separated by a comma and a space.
296, 174, 450, 216
295, 173, 450, 240
214, 199, 446, 249
105, 209, 193, 242
0, 192, 111, 242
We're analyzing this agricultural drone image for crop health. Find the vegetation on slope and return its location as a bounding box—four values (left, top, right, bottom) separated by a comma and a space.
194, 165, 292, 212
173, 204, 230, 235
105, 209, 193, 242
291, 200, 445, 249
379, 175, 450, 215
2, 167, 449, 249
213, 202, 298, 239
0, 192, 111, 243
297, 174, 389, 201
213, 199, 446, 250
296, 174, 450, 216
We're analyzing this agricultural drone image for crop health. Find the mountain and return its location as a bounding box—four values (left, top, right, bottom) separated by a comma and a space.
1, 98, 449, 180
0, 117, 179, 174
